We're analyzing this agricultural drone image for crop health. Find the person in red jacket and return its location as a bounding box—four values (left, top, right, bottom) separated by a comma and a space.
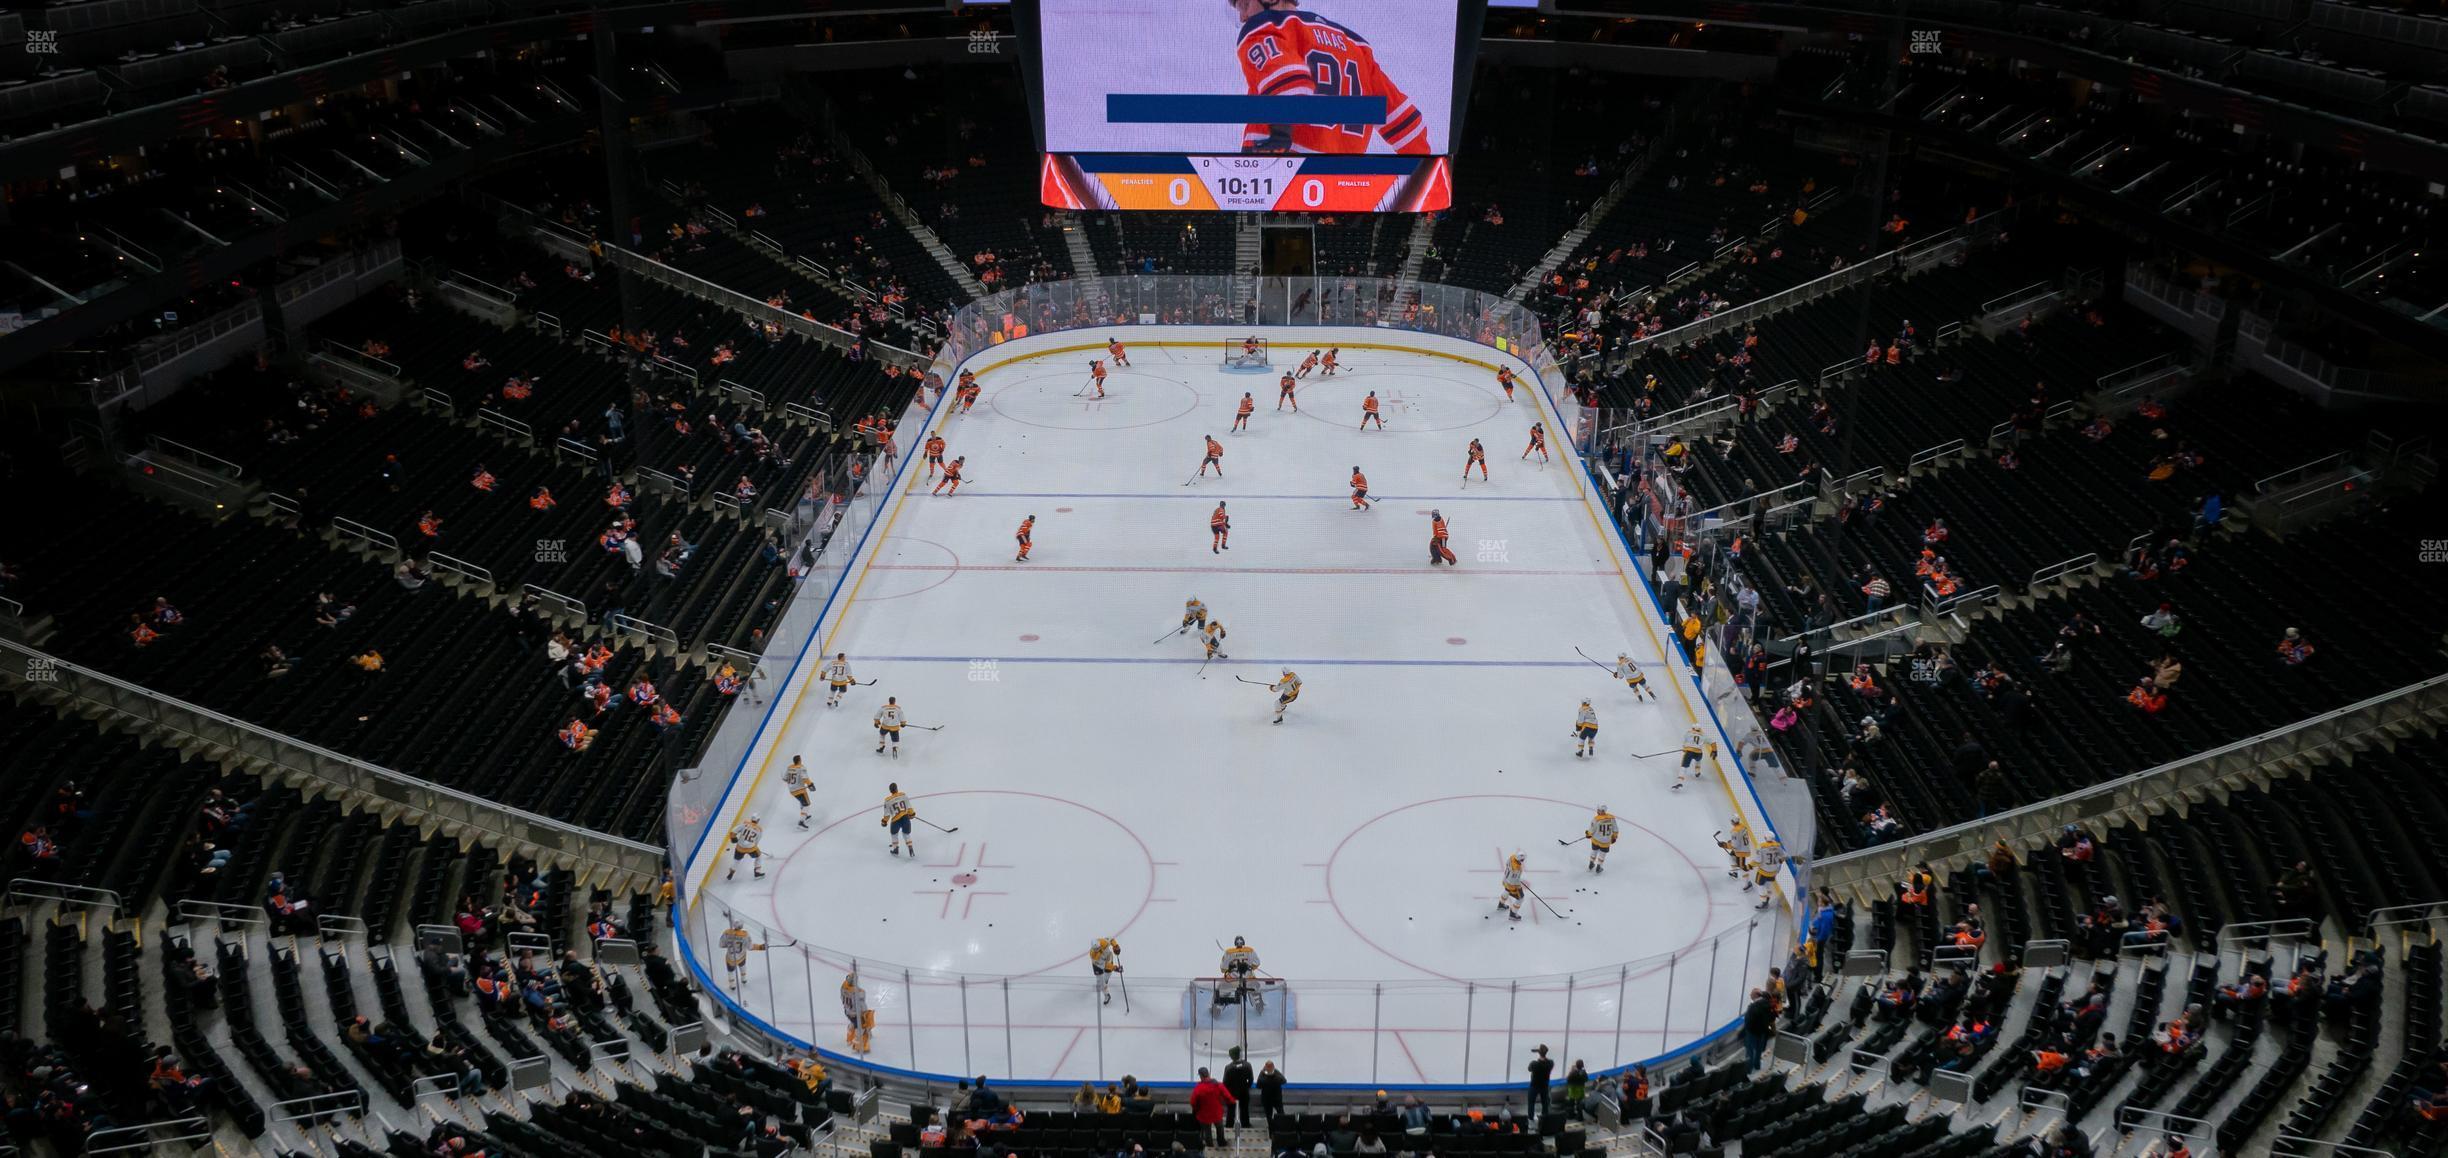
1190, 1067, 1237, 1146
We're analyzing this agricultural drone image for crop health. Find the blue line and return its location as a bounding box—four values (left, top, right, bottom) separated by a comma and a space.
861, 654, 1664, 669
1106, 94, 1386, 126
942, 491, 1578, 503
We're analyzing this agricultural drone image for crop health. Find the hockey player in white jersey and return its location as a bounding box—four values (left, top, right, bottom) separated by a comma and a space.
881, 784, 916, 857
1717, 818, 1753, 881
1614, 653, 1656, 701
1270, 670, 1301, 725
719, 915, 765, 988
1496, 851, 1527, 921
783, 756, 813, 828
823, 653, 856, 707
1573, 699, 1598, 758
874, 697, 906, 755
1751, 836, 1786, 909
727, 815, 766, 880
1585, 806, 1619, 873
1089, 937, 1124, 1005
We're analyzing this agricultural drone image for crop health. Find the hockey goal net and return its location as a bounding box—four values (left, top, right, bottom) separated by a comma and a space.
1184, 976, 1291, 1058
1222, 337, 1271, 370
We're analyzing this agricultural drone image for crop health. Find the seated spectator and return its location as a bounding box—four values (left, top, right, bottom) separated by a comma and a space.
1876, 972, 1923, 1020
2139, 603, 2181, 639
2212, 970, 2268, 1021
2277, 627, 2315, 666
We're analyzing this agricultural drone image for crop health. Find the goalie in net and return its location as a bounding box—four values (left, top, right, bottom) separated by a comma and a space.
1187, 936, 1289, 1058
1224, 336, 1270, 370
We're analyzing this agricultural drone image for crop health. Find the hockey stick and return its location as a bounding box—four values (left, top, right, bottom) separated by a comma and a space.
1155, 627, 1189, 645
1521, 881, 1567, 920
918, 817, 961, 834
1119, 970, 1131, 1015
907, 724, 946, 731
1233, 676, 1273, 688
1572, 646, 1619, 673
1556, 835, 1590, 847
1196, 650, 1220, 679
1633, 748, 1680, 759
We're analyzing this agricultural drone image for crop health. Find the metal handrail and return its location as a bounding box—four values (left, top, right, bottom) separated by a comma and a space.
330, 516, 399, 554
175, 897, 269, 929
1922, 583, 1999, 618
1979, 280, 2053, 316
608, 613, 681, 650
1778, 602, 1912, 645
426, 553, 493, 587
2096, 351, 2177, 393
6, 878, 123, 911
1907, 438, 1965, 470
477, 409, 533, 441
84, 1115, 211, 1155
1688, 480, 1808, 525
148, 436, 246, 479
2255, 451, 2350, 495
322, 337, 400, 378
269, 1088, 364, 1124
2366, 901, 2447, 932
2027, 553, 2099, 590
2215, 917, 2316, 948
523, 584, 588, 621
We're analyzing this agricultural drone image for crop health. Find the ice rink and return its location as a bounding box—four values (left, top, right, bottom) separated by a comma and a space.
685, 331, 1787, 1086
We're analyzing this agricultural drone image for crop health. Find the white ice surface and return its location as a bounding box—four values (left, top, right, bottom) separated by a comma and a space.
689, 339, 1783, 1086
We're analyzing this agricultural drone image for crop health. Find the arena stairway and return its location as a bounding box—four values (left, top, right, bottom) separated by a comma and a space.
637, 107, 970, 322
813, 67, 1072, 295
1420, 66, 1664, 293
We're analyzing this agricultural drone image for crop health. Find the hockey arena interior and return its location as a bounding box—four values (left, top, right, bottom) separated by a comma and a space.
4, 0, 2448, 1156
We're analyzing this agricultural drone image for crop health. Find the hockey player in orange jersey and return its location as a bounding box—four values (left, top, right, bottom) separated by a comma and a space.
1358, 391, 1383, 430
1199, 435, 1225, 478
1277, 371, 1299, 411
1348, 467, 1372, 511
1087, 359, 1108, 399
1233, 392, 1255, 432
1106, 338, 1131, 367
1233, 0, 1431, 156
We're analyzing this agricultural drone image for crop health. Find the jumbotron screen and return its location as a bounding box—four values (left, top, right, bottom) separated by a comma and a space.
1031, 0, 1469, 213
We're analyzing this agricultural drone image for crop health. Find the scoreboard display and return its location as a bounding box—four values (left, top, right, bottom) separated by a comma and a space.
1022, 0, 1484, 213
1040, 154, 1454, 213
